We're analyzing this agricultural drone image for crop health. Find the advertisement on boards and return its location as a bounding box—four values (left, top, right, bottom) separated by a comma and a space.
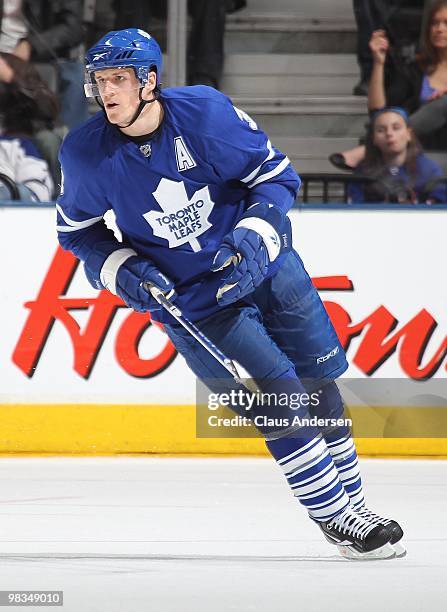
1, 207, 446, 408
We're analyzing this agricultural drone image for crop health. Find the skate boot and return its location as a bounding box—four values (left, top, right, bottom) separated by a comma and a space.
356, 507, 406, 558
319, 506, 395, 560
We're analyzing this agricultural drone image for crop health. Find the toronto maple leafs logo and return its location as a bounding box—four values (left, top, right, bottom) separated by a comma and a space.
143, 179, 214, 252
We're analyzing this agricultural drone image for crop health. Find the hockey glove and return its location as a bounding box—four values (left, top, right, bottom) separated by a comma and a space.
84, 242, 175, 312
210, 203, 291, 306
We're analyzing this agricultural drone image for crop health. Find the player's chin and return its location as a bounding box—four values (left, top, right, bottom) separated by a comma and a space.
104, 110, 121, 124
104, 106, 124, 123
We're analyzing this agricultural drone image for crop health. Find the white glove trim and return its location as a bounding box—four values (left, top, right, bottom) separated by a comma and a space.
100, 248, 137, 295
235, 217, 281, 262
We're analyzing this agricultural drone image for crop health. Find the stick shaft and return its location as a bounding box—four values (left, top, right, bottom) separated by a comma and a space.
144, 284, 243, 383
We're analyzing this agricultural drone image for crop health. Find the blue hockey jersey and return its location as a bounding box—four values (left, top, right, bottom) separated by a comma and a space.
57, 86, 301, 322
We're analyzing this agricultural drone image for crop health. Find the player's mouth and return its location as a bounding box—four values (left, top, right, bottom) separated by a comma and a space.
105, 102, 119, 109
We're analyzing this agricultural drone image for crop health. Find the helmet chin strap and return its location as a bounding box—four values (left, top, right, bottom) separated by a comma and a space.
96, 87, 160, 129
117, 88, 160, 129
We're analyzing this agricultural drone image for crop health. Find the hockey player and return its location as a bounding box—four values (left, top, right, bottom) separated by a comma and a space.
56, 28, 404, 559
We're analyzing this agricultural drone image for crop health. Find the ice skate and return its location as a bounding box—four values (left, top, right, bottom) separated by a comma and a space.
356, 506, 406, 558
319, 506, 395, 560
336, 541, 396, 560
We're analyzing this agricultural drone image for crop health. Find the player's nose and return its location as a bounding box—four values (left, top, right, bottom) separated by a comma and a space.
101, 81, 117, 96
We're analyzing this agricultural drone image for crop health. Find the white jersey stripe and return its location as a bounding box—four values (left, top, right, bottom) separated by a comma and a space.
56, 221, 102, 233
240, 140, 274, 184
56, 203, 103, 229
247, 157, 291, 189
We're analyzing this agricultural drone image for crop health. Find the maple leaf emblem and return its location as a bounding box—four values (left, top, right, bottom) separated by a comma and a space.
143, 179, 214, 252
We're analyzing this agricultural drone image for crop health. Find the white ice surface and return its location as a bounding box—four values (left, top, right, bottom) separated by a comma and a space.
0, 457, 445, 612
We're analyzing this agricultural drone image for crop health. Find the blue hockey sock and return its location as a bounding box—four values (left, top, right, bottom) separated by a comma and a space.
266, 434, 350, 522
313, 382, 365, 509
325, 434, 365, 509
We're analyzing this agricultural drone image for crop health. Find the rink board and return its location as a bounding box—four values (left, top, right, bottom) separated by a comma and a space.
1, 404, 447, 456
1, 205, 446, 455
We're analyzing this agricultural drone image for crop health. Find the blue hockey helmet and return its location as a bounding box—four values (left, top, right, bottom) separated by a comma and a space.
84, 28, 162, 98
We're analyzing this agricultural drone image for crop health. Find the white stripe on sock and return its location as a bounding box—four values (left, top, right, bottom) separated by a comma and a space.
278, 437, 322, 466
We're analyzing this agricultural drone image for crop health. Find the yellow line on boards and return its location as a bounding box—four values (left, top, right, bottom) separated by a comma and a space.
0, 404, 446, 456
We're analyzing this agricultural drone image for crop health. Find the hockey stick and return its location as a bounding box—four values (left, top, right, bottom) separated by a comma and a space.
143, 283, 258, 392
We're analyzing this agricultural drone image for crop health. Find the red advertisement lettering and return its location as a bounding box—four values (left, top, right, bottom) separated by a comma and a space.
314, 277, 447, 379
12, 247, 176, 379
11, 253, 447, 380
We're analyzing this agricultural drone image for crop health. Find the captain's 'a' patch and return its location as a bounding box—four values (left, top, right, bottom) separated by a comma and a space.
174, 136, 197, 172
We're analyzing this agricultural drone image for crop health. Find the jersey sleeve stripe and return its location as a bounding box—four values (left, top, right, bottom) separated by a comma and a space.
247, 157, 291, 189
240, 139, 275, 184
56, 203, 104, 228
56, 223, 102, 233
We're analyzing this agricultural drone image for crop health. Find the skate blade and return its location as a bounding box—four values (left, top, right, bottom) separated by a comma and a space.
392, 541, 407, 558
337, 542, 396, 561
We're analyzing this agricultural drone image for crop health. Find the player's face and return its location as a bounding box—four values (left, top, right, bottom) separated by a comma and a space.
372, 112, 411, 156
94, 67, 145, 125
430, 7, 447, 49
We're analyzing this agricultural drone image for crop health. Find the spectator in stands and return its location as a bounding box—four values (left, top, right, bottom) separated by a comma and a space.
352, 0, 424, 96
89, 0, 232, 89
0, 52, 58, 201
0, 0, 89, 129
348, 107, 446, 203
352, 0, 390, 96
332, 0, 447, 170
186, 0, 226, 87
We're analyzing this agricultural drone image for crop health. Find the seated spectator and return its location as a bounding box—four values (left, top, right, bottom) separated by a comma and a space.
351, 0, 424, 96
0, 0, 89, 130
0, 52, 58, 201
348, 107, 446, 203
331, 0, 447, 170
